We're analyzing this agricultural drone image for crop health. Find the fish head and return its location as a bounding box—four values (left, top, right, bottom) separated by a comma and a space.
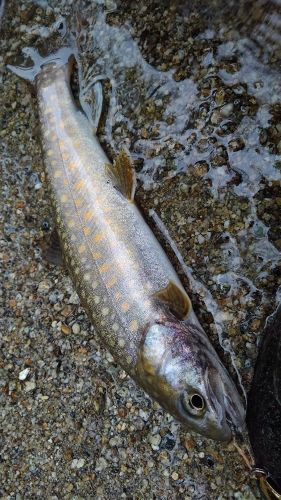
137, 318, 245, 441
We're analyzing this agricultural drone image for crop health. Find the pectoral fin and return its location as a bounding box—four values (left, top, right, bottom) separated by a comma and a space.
41, 228, 63, 266
106, 149, 136, 201
153, 281, 192, 320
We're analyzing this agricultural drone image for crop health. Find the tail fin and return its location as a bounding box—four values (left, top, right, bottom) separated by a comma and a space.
7, 46, 74, 84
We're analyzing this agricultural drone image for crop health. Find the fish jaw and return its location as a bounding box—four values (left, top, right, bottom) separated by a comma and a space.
136, 317, 246, 441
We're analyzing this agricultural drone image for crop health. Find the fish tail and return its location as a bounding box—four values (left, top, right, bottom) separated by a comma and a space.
7, 46, 75, 85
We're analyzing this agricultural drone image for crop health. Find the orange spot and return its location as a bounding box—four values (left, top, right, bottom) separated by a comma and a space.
94, 232, 103, 242
92, 251, 102, 259
78, 244, 86, 254
83, 227, 91, 236
59, 139, 65, 148
63, 178, 68, 186
75, 198, 83, 207
75, 180, 85, 190
54, 170, 62, 178
129, 320, 138, 332
69, 162, 77, 170
99, 262, 110, 273
60, 194, 68, 203
115, 292, 122, 300
121, 302, 129, 312
106, 277, 117, 288
59, 120, 65, 129
84, 210, 94, 221
74, 140, 81, 148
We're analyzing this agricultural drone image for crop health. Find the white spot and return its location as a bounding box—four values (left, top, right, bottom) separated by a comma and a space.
94, 296, 100, 304
101, 307, 109, 316
112, 323, 119, 332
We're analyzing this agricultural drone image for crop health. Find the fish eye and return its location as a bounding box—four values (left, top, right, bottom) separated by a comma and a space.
182, 392, 206, 416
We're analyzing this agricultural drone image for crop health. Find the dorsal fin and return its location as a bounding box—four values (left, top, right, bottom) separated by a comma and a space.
153, 281, 192, 320
106, 149, 136, 201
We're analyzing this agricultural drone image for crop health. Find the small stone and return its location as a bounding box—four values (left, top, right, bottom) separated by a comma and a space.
220, 103, 233, 117
95, 457, 108, 472
48, 291, 59, 304
197, 235, 205, 244
61, 324, 71, 335
68, 292, 80, 305
19, 368, 30, 380
72, 323, 80, 334
37, 280, 51, 293
25, 380, 36, 392
71, 458, 85, 469
228, 138, 245, 152
171, 472, 179, 480
64, 448, 73, 461
210, 110, 222, 125
140, 127, 148, 139
184, 435, 196, 450
148, 433, 161, 450
65, 484, 74, 492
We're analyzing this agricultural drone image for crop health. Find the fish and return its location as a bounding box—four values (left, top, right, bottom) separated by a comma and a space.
8, 47, 245, 441
247, 303, 281, 498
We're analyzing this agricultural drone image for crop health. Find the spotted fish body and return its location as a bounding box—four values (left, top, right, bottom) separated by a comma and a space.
37, 62, 189, 372
9, 51, 245, 441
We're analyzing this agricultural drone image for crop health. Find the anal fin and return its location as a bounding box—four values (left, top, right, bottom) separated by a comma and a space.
153, 281, 192, 320
106, 149, 136, 201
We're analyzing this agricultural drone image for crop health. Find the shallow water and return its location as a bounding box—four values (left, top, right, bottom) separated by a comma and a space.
0, 0, 281, 498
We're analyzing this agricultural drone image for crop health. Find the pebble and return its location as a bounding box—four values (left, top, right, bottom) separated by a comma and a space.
72, 323, 80, 334
25, 380, 36, 392
71, 458, 85, 469
148, 433, 161, 450
171, 472, 179, 480
68, 291, 80, 304
95, 457, 108, 472
37, 280, 51, 293
61, 324, 71, 335
19, 368, 30, 380
220, 102, 233, 117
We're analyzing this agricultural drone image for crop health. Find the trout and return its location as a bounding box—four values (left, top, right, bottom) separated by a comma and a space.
8, 48, 245, 441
